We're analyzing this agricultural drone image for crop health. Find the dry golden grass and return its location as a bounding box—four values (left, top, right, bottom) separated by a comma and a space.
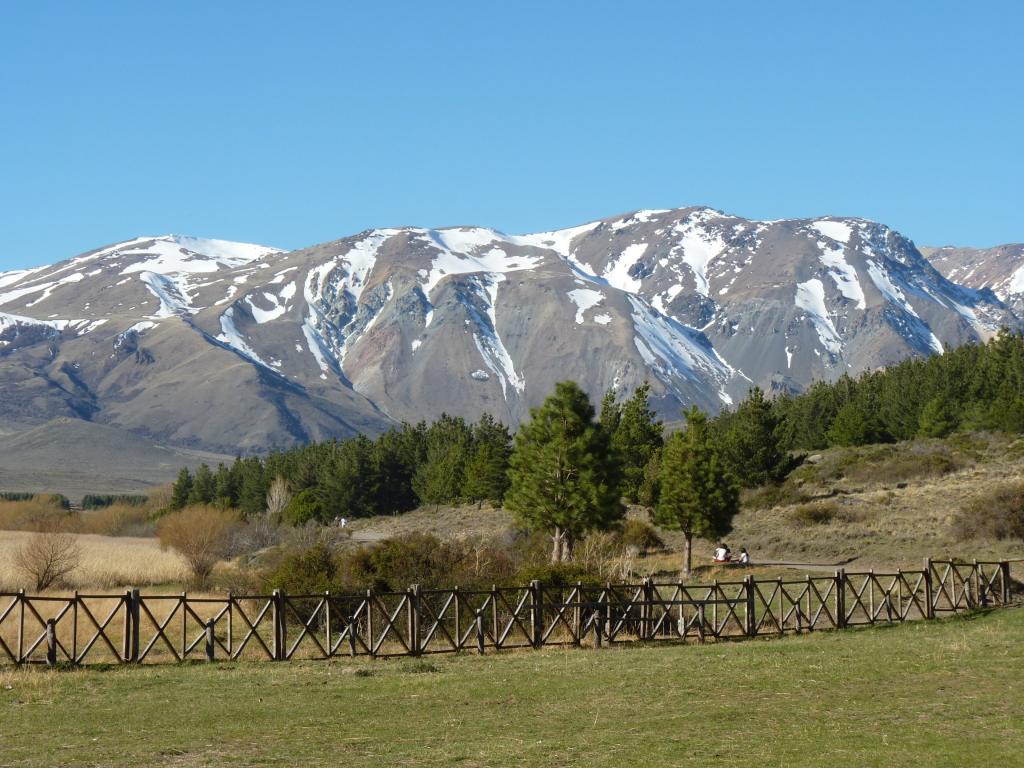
346, 503, 513, 544
0, 495, 159, 536
0, 530, 189, 591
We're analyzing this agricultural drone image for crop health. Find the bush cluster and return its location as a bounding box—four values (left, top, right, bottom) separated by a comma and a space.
951, 482, 1024, 541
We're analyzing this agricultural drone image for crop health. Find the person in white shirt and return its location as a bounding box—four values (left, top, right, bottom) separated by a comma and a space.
737, 547, 750, 566
713, 544, 730, 562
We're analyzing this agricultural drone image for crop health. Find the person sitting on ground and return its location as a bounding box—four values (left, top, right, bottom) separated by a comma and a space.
737, 547, 750, 566
713, 543, 731, 563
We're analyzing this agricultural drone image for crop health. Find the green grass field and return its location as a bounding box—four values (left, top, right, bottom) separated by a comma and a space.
2, 607, 1021, 767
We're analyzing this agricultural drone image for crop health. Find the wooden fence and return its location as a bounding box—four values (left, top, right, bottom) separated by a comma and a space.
0, 558, 1015, 666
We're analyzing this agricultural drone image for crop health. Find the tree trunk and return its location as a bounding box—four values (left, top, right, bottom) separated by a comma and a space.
682, 531, 693, 579
551, 526, 564, 564
563, 532, 574, 563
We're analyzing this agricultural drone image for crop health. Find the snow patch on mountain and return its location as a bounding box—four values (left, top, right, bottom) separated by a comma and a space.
811, 220, 853, 244
120, 237, 273, 277
603, 243, 648, 293
216, 307, 270, 368
672, 211, 728, 296
420, 232, 543, 299
245, 281, 297, 324
795, 279, 843, 355
0, 271, 85, 308
865, 260, 919, 318
139, 271, 192, 318
461, 273, 524, 399
628, 296, 736, 404
566, 288, 605, 324
818, 242, 866, 309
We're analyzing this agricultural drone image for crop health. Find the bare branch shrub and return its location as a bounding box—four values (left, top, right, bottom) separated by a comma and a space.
15, 531, 82, 590
225, 511, 283, 561
951, 481, 1024, 541
156, 505, 238, 586
266, 476, 292, 520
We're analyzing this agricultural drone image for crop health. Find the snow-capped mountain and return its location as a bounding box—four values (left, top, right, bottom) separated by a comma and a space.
0, 209, 1017, 454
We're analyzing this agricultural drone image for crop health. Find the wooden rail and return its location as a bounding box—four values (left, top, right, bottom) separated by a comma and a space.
0, 558, 1015, 666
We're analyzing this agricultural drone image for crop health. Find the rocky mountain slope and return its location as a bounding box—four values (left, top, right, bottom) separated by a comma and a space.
0, 209, 1018, 458
923, 244, 1024, 315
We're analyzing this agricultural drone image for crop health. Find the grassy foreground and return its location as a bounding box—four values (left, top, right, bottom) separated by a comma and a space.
2, 609, 1022, 767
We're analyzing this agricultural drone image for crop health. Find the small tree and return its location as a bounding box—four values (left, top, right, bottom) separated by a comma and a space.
505, 380, 624, 563
170, 468, 193, 510
156, 506, 236, 586
188, 464, 216, 505
15, 531, 82, 590
655, 407, 739, 577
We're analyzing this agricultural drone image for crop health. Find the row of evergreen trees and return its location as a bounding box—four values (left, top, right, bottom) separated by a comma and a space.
170, 413, 514, 523
169, 331, 1024, 568
760, 329, 1024, 449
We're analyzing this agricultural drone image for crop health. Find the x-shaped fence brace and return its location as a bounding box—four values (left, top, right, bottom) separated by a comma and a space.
0, 559, 1015, 665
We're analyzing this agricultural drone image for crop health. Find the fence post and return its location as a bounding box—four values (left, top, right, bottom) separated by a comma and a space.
121, 589, 132, 662
130, 589, 140, 662
46, 619, 57, 666
16, 589, 24, 664
745, 575, 756, 637
272, 589, 284, 661
573, 581, 582, 645
592, 602, 603, 648
923, 558, 934, 619
974, 560, 987, 608
324, 591, 331, 656
530, 580, 544, 648
348, 615, 357, 657
642, 577, 654, 640
476, 611, 485, 655
366, 589, 375, 658
1000, 561, 1011, 604
71, 590, 79, 663
408, 584, 421, 656
835, 570, 846, 629
205, 619, 215, 662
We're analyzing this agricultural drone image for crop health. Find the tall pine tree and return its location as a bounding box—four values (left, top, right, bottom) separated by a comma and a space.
721, 386, 790, 487
506, 381, 624, 563
462, 414, 512, 506
610, 382, 664, 502
655, 407, 739, 577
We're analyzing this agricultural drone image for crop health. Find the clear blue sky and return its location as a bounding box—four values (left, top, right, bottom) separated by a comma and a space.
1, 2, 1021, 271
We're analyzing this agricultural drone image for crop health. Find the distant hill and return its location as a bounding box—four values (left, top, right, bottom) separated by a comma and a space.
0, 418, 229, 499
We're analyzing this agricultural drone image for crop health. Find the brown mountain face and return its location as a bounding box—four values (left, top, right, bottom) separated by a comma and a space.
0, 211, 1018, 462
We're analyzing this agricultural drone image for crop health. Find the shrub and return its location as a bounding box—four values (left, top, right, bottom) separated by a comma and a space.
156, 505, 238, 586
14, 531, 82, 590
618, 519, 664, 553
951, 482, 1024, 541
265, 543, 340, 594
0, 495, 74, 532
741, 483, 810, 511
282, 489, 325, 526
788, 502, 839, 526
77, 504, 155, 536
515, 561, 603, 587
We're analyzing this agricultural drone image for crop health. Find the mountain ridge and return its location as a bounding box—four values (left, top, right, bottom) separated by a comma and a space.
0, 207, 1020, 462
